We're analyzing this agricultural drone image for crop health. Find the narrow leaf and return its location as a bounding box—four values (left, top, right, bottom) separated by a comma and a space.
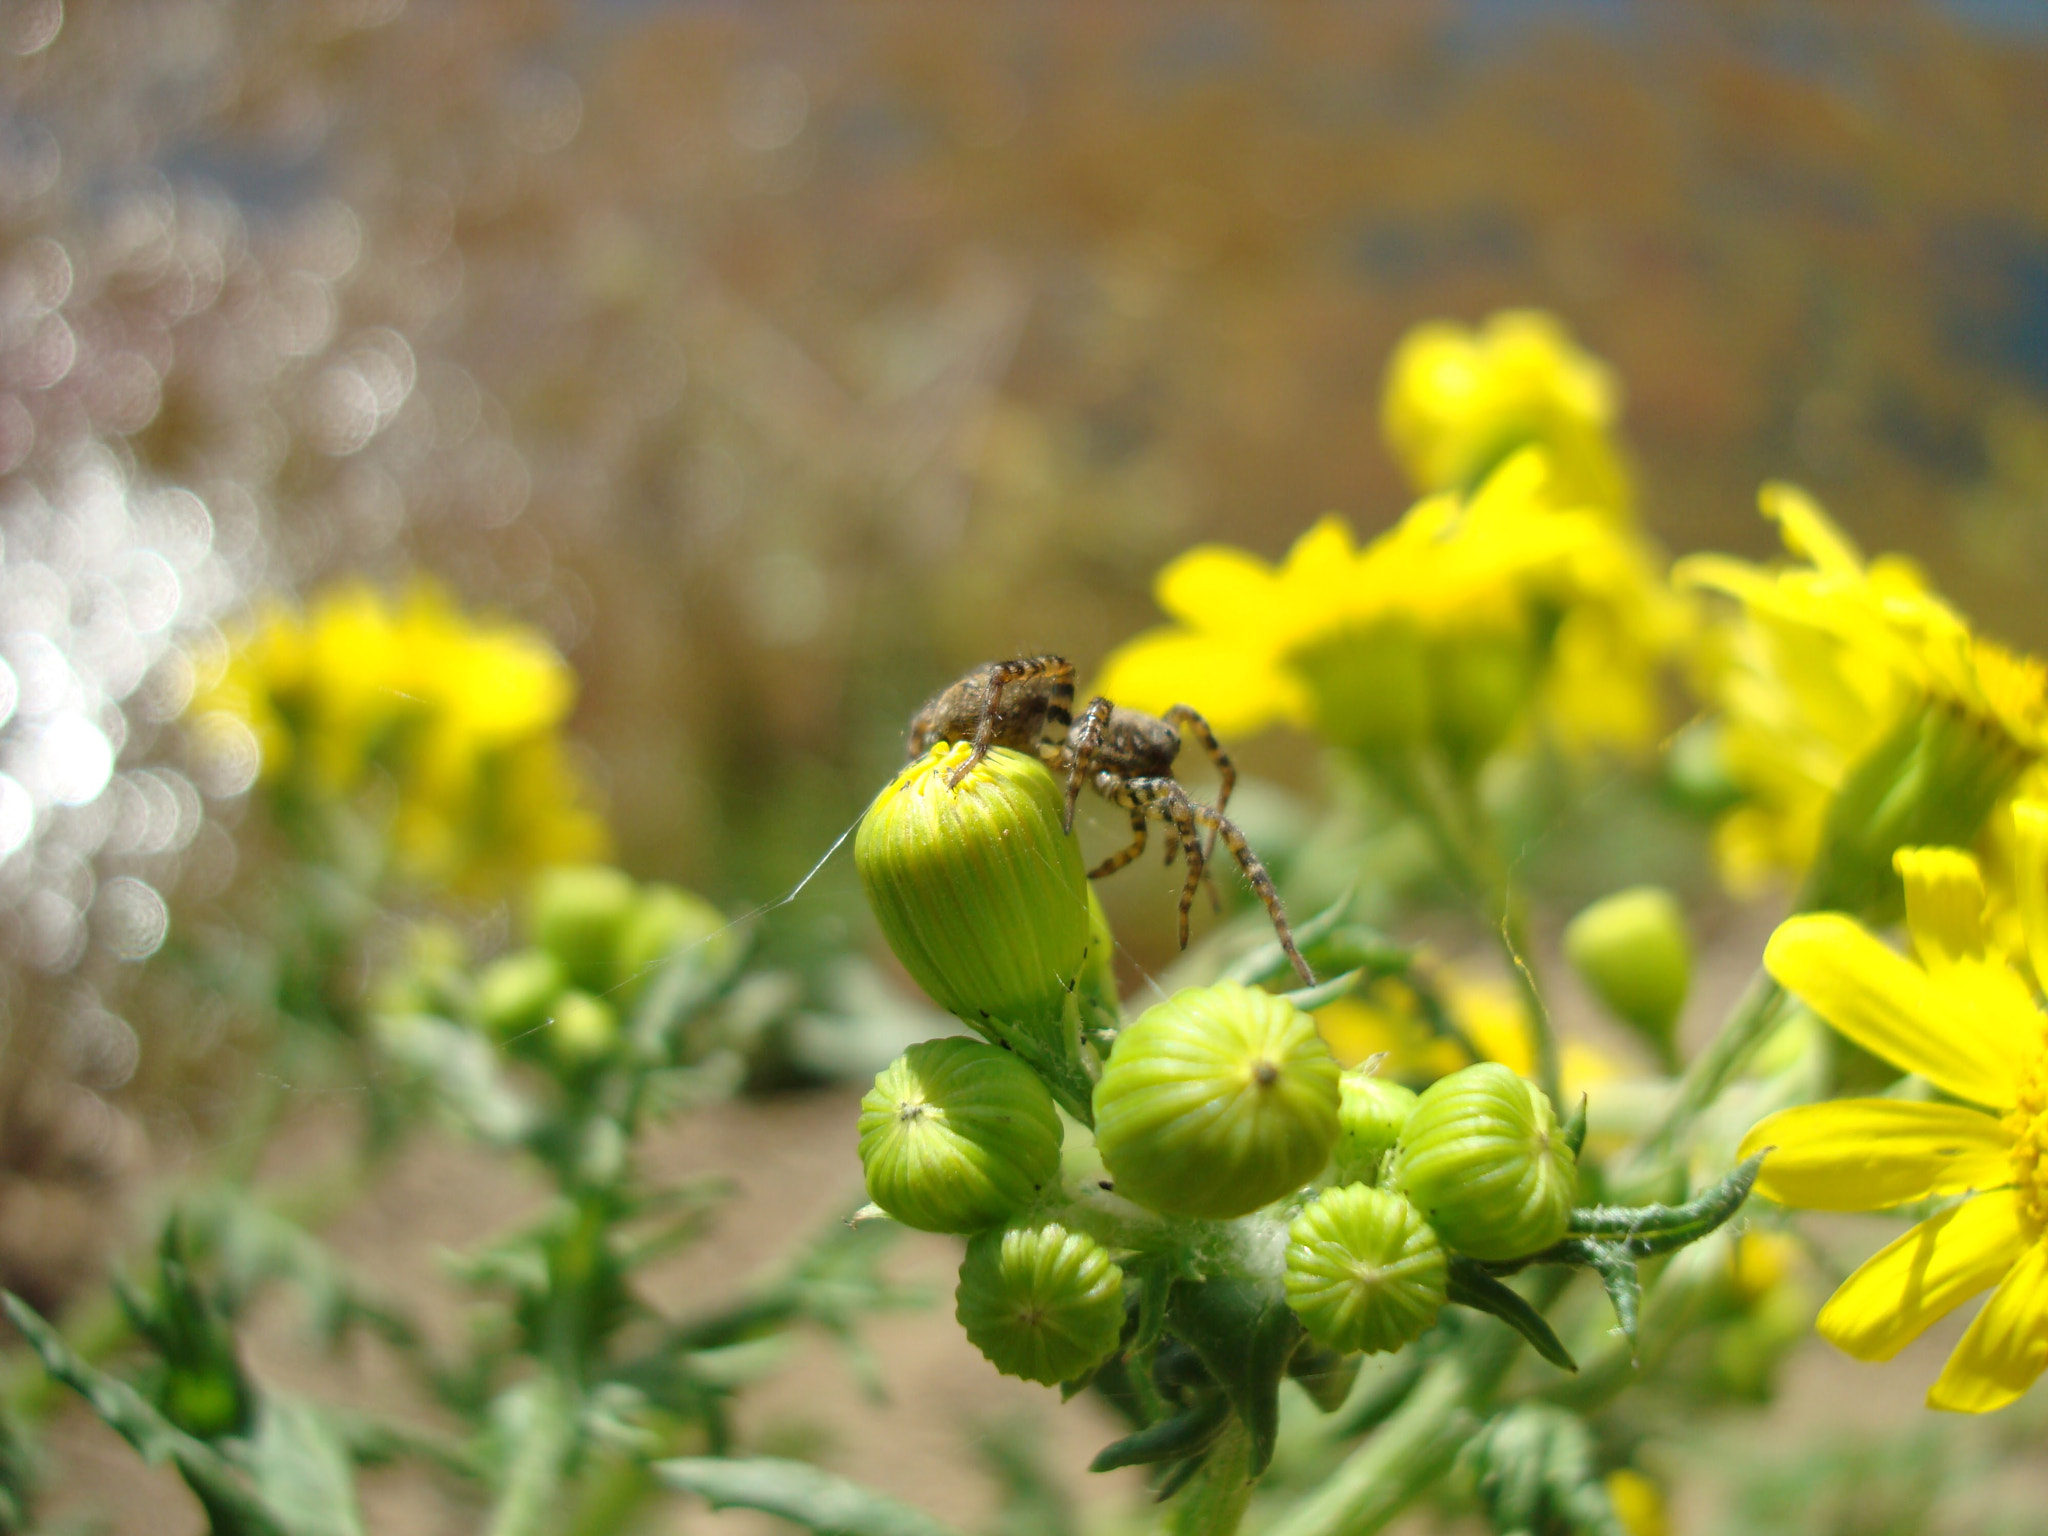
1565, 1154, 1764, 1254
1443, 1259, 1577, 1373
1166, 1276, 1303, 1477
658, 1457, 964, 1536
1089, 1397, 1230, 1473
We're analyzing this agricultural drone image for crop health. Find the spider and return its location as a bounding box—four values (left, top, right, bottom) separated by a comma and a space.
905, 657, 1315, 987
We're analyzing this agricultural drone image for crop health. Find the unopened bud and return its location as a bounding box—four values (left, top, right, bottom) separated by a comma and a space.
1563, 886, 1691, 1048
474, 948, 567, 1041
856, 744, 1091, 1053
858, 1038, 1063, 1235
1390, 1062, 1576, 1261
531, 864, 638, 992
548, 988, 618, 1068
1284, 1183, 1445, 1355
1331, 1069, 1419, 1186
616, 883, 729, 1000
1093, 981, 1340, 1220
955, 1221, 1125, 1386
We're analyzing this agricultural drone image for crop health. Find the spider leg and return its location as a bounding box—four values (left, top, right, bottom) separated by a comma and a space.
1190, 802, 1315, 987
1064, 696, 1114, 833
1088, 810, 1150, 880
1164, 704, 1234, 866
1097, 773, 1206, 950
948, 655, 1075, 788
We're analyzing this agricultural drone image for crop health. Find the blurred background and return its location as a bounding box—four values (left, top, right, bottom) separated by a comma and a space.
6, 0, 2048, 1527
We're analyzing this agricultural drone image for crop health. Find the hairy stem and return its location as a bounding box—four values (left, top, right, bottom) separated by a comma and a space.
1162, 1418, 1256, 1536
1642, 967, 1787, 1157
1261, 1357, 1474, 1536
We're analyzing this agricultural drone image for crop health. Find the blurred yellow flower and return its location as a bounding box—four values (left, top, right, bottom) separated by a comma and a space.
1097, 451, 1673, 766
1382, 310, 1630, 519
1739, 833, 2048, 1412
1681, 485, 2047, 911
190, 580, 608, 891
1602, 1468, 1669, 1536
1316, 968, 1620, 1097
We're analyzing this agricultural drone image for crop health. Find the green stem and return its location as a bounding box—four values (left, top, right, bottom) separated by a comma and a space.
487, 1371, 580, 1536
1642, 968, 1787, 1158
1162, 1418, 1256, 1536
1261, 1357, 1474, 1536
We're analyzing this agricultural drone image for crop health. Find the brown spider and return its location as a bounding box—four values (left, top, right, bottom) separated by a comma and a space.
905, 657, 1315, 987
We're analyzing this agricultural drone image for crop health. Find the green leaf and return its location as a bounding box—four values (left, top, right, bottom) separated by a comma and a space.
3, 1294, 289, 1536
1561, 1095, 1588, 1160
241, 1400, 364, 1536
1089, 1396, 1230, 1473
1166, 1276, 1303, 1478
1284, 1341, 1359, 1415
1563, 1154, 1763, 1254
658, 1457, 965, 1536
1443, 1259, 1577, 1373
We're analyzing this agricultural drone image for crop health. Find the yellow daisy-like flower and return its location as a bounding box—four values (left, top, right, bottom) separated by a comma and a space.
1381, 309, 1631, 519
1737, 825, 2048, 1412
1097, 450, 1673, 764
190, 579, 608, 891
1680, 485, 2047, 909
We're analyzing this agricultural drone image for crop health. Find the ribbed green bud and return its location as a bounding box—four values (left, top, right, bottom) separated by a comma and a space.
955, 1221, 1125, 1386
1563, 886, 1691, 1048
1093, 981, 1341, 1219
548, 989, 619, 1068
531, 864, 639, 991
1390, 1062, 1575, 1261
474, 948, 567, 1040
856, 743, 1091, 1044
1332, 1071, 1419, 1186
858, 1038, 1063, 1234
615, 883, 728, 1001
1284, 1184, 1446, 1355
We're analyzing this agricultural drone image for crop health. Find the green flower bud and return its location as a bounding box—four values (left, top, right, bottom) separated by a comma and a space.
856, 744, 1091, 1047
1332, 1070, 1419, 1186
1390, 1063, 1576, 1261
1093, 981, 1340, 1219
531, 864, 639, 991
548, 988, 619, 1068
615, 883, 728, 1001
858, 1038, 1063, 1234
1563, 886, 1691, 1048
1284, 1184, 1446, 1355
955, 1221, 1125, 1386
474, 948, 567, 1040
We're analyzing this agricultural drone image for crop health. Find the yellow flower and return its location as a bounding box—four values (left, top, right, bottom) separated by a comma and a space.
1737, 828, 2048, 1412
1097, 451, 1672, 763
1382, 310, 1631, 519
1316, 969, 1620, 1096
191, 579, 608, 891
1681, 485, 2047, 910
1603, 1469, 1669, 1536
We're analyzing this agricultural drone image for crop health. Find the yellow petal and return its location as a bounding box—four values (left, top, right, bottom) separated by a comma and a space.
2013, 800, 2048, 993
1927, 1237, 2048, 1412
1092, 629, 1292, 739
1818, 1190, 2029, 1362
1760, 482, 1863, 575
1765, 914, 2035, 1109
1894, 847, 1990, 969
1740, 1099, 2016, 1212
1155, 545, 1287, 636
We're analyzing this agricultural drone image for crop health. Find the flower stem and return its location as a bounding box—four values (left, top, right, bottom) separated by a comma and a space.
1641, 966, 1787, 1157
1260, 1357, 1474, 1536
1162, 1418, 1256, 1536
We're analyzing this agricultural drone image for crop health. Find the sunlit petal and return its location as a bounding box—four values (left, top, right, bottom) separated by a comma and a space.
1759, 481, 1864, 576
1154, 546, 1286, 635
1092, 629, 1291, 738
1817, 1190, 2028, 1362
1894, 846, 1990, 969
1740, 1099, 2015, 1212
1765, 914, 2035, 1109
1927, 1238, 2048, 1413
2012, 799, 2048, 994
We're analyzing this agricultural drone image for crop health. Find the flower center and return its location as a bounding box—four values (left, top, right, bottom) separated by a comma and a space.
2006, 1037, 2048, 1234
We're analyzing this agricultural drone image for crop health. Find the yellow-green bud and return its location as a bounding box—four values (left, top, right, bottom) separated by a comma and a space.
1284, 1184, 1446, 1355
475, 948, 567, 1040
1093, 981, 1340, 1219
856, 744, 1090, 1043
1563, 886, 1691, 1047
1390, 1063, 1576, 1261
531, 864, 638, 991
858, 1038, 1064, 1234
615, 883, 728, 1001
548, 988, 619, 1068
1332, 1070, 1418, 1186
955, 1221, 1125, 1386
